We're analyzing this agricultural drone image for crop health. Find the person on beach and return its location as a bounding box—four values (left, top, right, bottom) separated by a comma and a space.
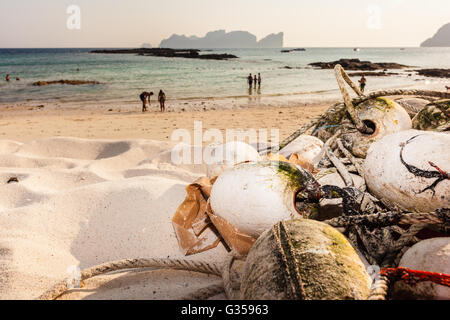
258, 73, 262, 87
248, 73, 253, 89
359, 75, 367, 93
139, 91, 154, 112
158, 90, 166, 112
5, 74, 10, 82
254, 74, 257, 88
446, 85, 450, 92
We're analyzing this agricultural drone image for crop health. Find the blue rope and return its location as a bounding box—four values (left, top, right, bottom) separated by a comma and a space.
312, 124, 340, 135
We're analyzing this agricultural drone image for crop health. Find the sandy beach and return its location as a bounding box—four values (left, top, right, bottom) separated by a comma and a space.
0, 99, 329, 143
0, 98, 330, 299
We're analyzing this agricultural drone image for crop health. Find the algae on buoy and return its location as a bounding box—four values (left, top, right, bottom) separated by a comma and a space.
240, 219, 372, 300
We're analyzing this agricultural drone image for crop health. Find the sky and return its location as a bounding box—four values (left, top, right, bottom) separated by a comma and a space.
0, 0, 449, 48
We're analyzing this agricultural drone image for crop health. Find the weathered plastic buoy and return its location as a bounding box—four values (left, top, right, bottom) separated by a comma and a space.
279, 134, 323, 164
412, 99, 449, 132
341, 97, 412, 158
240, 219, 372, 300
364, 130, 449, 212
209, 161, 320, 238
205, 141, 260, 178
392, 238, 450, 300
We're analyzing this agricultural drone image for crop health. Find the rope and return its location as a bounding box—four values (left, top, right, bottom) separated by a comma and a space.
354, 89, 450, 104
336, 138, 365, 178
267, 88, 449, 155
324, 211, 448, 229
368, 275, 390, 300
311, 124, 340, 135
324, 141, 354, 187
381, 267, 450, 287
221, 254, 241, 300
334, 65, 371, 134
391, 224, 424, 252
39, 258, 222, 300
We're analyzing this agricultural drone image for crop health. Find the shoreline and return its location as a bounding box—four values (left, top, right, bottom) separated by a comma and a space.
0, 79, 446, 143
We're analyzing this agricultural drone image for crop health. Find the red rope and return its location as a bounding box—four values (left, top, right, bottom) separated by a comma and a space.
428, 161, 449, 179
381, 267, 450, 287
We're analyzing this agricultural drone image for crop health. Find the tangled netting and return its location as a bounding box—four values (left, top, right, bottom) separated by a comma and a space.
40, 65, 449, 300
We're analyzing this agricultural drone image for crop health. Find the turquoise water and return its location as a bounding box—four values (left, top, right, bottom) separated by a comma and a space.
0, 48, 449, 104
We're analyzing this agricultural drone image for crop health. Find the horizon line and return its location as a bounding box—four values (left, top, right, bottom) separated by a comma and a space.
0, 46, 429, 49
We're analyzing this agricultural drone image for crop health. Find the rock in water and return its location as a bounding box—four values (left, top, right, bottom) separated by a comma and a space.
341, 97, 412, 158
364, 130, 450, 212
392, 238, 450, 300
209, 161, 320, 238
412, 99, 449, 131
240, 219, 372, 300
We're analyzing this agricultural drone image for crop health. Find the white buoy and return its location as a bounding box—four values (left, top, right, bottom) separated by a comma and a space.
392, 238, 450, 300
209, 161, 318, 238
341, 97, 412, 158
205, 141, 260, 178
279, 135, 324, 164
364, 130, 449, 212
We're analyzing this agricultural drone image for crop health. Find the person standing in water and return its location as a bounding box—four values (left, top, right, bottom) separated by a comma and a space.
5, 74, 10, 82
158, 90, 166, 112
139, 91, 154, 112
253, 74, 257, 89
247, 73, 253, 89
257, 73, 262, 87
359, 75, 367, 93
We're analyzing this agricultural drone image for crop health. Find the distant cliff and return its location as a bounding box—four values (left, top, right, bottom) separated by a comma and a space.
257, 33, 284, 48
159, 30, 283, 48
421, 23, 450, 47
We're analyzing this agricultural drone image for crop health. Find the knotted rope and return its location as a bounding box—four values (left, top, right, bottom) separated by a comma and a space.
368, 267, 450, 300
270, 85, 450, 154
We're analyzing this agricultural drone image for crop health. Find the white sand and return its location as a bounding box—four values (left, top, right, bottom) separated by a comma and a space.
0, 137, 229, 299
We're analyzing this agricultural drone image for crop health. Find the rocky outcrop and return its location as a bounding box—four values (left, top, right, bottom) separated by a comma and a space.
348, 71, 399, 77
415, 69, 450, 78
282, 48, 306, 53
91, 48, 238, 60
309, 59, 409, 71
32, 80, 100, 86
159, 30, 283, 48
257, 32, 284, 48
421, 23, 450, 47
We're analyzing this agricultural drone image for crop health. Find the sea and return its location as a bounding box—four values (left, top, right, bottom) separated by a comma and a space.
0, 47, 449, 105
